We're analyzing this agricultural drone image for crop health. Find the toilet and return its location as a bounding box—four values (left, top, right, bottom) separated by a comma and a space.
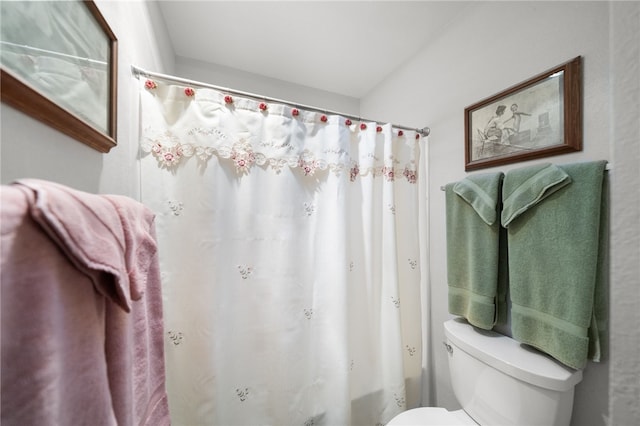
388, 318, 583, 426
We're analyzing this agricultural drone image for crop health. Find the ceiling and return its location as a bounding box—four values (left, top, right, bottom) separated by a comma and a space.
157, 1, 473, 98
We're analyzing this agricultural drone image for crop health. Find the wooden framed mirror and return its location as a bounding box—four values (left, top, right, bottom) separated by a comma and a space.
0, 1, 117, 153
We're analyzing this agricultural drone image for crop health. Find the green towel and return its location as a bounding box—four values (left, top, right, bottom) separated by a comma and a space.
445, 172, 506, 330
502, 161, 608, 369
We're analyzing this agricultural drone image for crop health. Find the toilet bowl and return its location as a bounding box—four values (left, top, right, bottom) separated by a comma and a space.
387, 318, 583, 426
387, 407, 477, 425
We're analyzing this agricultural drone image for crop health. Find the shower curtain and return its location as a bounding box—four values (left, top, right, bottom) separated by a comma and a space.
138, 78, 426, 426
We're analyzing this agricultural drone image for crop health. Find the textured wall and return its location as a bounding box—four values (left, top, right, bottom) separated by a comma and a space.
609, 2, 640, 425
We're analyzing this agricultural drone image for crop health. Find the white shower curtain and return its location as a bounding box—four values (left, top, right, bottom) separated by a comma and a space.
138, 78, 426, 426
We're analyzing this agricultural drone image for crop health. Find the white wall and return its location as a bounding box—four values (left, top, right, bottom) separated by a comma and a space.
608, 2, 640, 425
174, 55, 360, 116
1, 0, 175, 198
360, 1, 639, 425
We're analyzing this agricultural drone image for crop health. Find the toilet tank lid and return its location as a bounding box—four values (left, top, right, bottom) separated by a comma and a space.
444, 319, 583, 391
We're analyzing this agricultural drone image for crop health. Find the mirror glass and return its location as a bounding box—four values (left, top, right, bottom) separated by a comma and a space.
0, 1, 117, 151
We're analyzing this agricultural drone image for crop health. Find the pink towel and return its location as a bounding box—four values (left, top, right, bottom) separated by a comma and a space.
1, 180, 170, 425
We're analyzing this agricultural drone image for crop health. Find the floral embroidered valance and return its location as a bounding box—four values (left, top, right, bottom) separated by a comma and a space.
140, 79, 420, 183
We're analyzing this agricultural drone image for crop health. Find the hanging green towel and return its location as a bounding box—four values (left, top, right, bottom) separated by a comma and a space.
445, 172, 507, 330
502, 161, 608, 369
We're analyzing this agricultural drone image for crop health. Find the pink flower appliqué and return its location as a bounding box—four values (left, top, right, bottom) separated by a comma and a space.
398, 130, 404, 137
184, 87, 195, 97
345, 119, 352, 126
403, 168, 417, 184
299, 158, 318, 176
382, 166, 395, 182
224, 95, 234, 104
350, 163, 360, 182
161, 150, 180, 167
320, 115, 328, 123
259, 102, 268, 112
231, 148, 256, 173
292, 108, 300, 117
234, 155, 255, 172
376, 126, 383, 133
360, 123, 367, 130
145, 79, 157, 89
150, 142, 183, 168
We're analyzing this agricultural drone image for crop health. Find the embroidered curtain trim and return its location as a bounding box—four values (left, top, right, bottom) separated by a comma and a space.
140, 79, 419, 183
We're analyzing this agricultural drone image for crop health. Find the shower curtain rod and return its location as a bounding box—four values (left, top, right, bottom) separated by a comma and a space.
131, 65, 430, 137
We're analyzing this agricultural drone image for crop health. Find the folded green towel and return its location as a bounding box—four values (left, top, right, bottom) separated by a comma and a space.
502, 161, 608, 369
446, 172, 506, 330
501, 163, 572, 227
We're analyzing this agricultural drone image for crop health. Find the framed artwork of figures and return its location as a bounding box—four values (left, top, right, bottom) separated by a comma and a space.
464, 56, 582, 171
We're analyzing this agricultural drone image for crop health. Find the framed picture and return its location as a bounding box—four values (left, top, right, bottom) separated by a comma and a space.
464, 56, 582, 171
0, 1, 117, 153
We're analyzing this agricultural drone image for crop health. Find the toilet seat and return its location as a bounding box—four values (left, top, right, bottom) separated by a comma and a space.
387, 407, 478, 425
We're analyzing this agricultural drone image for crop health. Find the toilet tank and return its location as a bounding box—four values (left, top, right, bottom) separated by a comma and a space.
444, 318, 583, 426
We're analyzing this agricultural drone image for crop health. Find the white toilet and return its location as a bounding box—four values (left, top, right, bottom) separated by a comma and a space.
388, 318, 583, 426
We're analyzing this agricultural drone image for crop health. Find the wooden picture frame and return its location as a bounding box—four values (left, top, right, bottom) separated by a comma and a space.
0, 1, 117, 153
464, 56, 582, 171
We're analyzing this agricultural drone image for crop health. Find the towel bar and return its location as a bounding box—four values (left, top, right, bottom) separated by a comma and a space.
439, 162, 611, 191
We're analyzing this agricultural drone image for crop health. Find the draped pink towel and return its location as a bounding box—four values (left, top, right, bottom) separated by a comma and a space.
1, 179, 170, 425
